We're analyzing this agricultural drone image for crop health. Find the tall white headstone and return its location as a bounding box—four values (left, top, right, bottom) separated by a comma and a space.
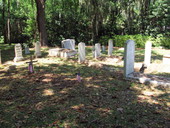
108, 39, 113, 56
124, 40, 135, 77
14, 43, 23, 62
78, 42, 85, 63
34, 41, 41, 57
144, 41, 152, 66
95, 43, 101, 59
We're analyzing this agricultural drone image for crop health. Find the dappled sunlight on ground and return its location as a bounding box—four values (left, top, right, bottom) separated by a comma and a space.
0, 47, 170, 127
43, 89, 54, 96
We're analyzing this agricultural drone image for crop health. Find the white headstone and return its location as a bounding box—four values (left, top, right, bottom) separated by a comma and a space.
62, 39, 75, 50
144, 41, 152, 66
95, 43, 101, 59
34, 41, 41, 57
163, 54, 170, 64
108, 39, 113, 56
24, 44, 30, 54
13, 43, 23, 62
78, 42, 85, 63
102, 45, 105, 52
92, 45, 95, 58
124, 40, 135, 77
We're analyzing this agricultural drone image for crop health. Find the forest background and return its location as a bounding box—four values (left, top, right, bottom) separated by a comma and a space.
0, 0, 170, 48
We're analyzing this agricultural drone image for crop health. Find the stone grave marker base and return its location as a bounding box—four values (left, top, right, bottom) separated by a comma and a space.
49, 48, 77, 58
163, 54, 170, 64
126, 72, 170, 88
14, 57, 23, 62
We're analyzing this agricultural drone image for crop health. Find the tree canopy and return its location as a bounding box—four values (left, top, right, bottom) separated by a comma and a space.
0, 0, 170, 46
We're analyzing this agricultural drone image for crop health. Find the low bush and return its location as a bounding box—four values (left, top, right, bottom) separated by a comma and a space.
99, 34, 170, 48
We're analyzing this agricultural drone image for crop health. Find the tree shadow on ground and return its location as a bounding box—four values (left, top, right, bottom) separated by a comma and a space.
0, 60, 169, 128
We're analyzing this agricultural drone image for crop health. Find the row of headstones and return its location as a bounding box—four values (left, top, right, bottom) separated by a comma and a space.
72, 40, 114, 63
13, 42, 41, 62
61, 39, 113, 61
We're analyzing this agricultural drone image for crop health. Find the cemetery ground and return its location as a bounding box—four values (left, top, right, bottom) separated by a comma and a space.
0, 44, 170, 127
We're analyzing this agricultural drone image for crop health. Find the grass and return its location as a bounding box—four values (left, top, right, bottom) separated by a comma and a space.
0, 44, 170, 127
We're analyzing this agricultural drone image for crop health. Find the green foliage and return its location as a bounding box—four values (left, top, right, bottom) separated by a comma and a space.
0, 0, 170, 47
0, 36, 4, 44
99, 34, 170, 48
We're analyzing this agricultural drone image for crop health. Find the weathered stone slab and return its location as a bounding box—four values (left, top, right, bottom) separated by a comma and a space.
78, 42, 85, 63
61, 39, 75, 50
13, 43, 23, 62
60, 49, 77, 58
108, 39, 113, 56
124, 40, 135, 77
49, 48, 77, 58
95, 43, 101, 59
144, 41, 152, 66
24, 44, 30, 54
163, 54, 170, 64
127, 72, 170, 88
34, 41, 41, 57
49, 48, 65, 57
102, 45, 105, 52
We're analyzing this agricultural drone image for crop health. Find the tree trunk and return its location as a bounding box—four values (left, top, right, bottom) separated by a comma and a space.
7, 0, 10, 44
35, 0, 48, 46
2, 0, 7, 44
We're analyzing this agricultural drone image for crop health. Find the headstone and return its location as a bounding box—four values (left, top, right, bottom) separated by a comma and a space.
108, 39, 113, 56
124, 40, 135, 77
95, 43, 101, 59
144, 41, 152, 66
13, 43, 23, 62
34, 41, 41, 57
24, 44, 30, 54
102, 45, 105, 52
163, 54, 170, 64
62, 39, 75, 50
92, 45, 95, 58
78, 42, 85, 63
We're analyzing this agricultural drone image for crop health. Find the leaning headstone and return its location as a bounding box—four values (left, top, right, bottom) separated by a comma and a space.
34, 41, 41, 57
95, 43, 101, 59
108, 39, 113, 56
24, 44, 30, 54
144, 41, 152, 66
62, 39, 75, 50
13, 43, 23, 62
102, 45, 105, 52
124, 40, 135, 77
78, 42, 85, 63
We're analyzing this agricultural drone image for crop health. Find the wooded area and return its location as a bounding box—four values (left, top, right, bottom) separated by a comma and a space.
0, 0, 170, 47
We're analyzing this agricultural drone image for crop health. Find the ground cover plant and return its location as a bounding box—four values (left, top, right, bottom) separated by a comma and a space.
0, 45, 170, 128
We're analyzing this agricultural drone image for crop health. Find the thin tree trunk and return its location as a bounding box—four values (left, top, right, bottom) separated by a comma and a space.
35, 0, 48, 46
2, 0, 7, 44
7, 0, 11, 44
